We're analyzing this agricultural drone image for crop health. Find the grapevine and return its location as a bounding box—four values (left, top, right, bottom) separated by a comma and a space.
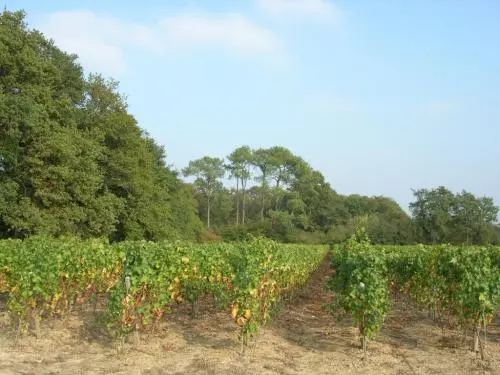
328, 228, 390, 356
0, 236, 328, 349
329, 234, 500, 359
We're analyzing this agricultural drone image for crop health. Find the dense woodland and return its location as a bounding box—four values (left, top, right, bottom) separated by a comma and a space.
1, 10, 499, 245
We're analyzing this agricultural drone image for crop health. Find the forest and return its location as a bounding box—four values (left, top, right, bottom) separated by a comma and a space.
1, 10, 499, 245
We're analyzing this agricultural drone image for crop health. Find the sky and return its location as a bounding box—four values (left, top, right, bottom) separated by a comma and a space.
8, 0, 500, 212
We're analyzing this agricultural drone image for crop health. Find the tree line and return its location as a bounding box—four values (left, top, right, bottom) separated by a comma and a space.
410, 186, 499, 244
1, 10, 499, 245
182, 150, 500, 245
0, 10, 202, 241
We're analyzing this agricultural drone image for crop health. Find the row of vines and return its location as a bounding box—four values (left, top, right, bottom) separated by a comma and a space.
328, 229, 500, 359
0, 236, 328, 350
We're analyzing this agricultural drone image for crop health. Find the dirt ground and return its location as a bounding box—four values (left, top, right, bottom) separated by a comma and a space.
1, 257, 499, 375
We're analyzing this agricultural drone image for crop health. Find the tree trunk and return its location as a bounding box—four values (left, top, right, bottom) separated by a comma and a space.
360, 316, 367, 359
483, 315, 487, 351
235, 178, 240, 225
362, 335, 367, 360
473, 323, 485, 360
207, 197, 211, 228
134, 324, 140, 345
259, 170, 267, 220
191, 300, 200, 318
274, 179, 281, 210
31, 307, 41, 339
242, 179, 246, 225
473, 323, 480, 353
260, 192, 265, 220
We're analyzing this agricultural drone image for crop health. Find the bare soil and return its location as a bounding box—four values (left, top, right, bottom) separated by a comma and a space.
1, 257, 499, 375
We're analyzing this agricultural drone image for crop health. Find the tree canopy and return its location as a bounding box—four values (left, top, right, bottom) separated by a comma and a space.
1, 9, 498, 245
410, 186, 499, 244
0, 10, 202, 241
182, 145, 499, 245
183, 146, 419, 245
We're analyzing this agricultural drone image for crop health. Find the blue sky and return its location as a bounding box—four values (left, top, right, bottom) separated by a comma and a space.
9, 0, 500, 212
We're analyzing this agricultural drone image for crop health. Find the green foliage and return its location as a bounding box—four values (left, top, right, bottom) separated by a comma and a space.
387, 244, 500, 336
328, 229, 390, 351
2, 10, 497, 248
0, 10, 202, 241
330, 236, 500, 356
182, 156, 226, 228
0, 237, 124, 335
195, 187, 234, 230
0, 236, 327, 346
227, 238, 328, 345
106, 241, 233, 331
166, 182, 204, 241
226, 146, 253, 225
410, 187, 498, 244
187, 145, 417, 245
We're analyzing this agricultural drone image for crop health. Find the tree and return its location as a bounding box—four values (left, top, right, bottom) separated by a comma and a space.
183, 157, 225, 228
409, 186, 455, 243
226, 146, 253, 224
291, 164, 343, 231
451, 191, 498, 244
225, 163, 240, 226
196, 186, 234, 230
165, 179, 203, 240
0, 10, 201, 241
251, 148, 277, 220
81, 75, 176, 241
0, 10, 112, 238
410, 187, 499, 244
267, 146, 298, 210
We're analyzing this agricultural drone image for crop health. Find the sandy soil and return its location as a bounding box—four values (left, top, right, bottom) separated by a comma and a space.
1, 257, 499, 375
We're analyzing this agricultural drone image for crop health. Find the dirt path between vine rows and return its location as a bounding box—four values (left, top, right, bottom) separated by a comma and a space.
1, 254, 499, 374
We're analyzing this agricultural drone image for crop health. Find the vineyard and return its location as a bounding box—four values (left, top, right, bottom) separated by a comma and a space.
1, 235, 500, 374
329, 229, 500, 361
0, 236, 328, 348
